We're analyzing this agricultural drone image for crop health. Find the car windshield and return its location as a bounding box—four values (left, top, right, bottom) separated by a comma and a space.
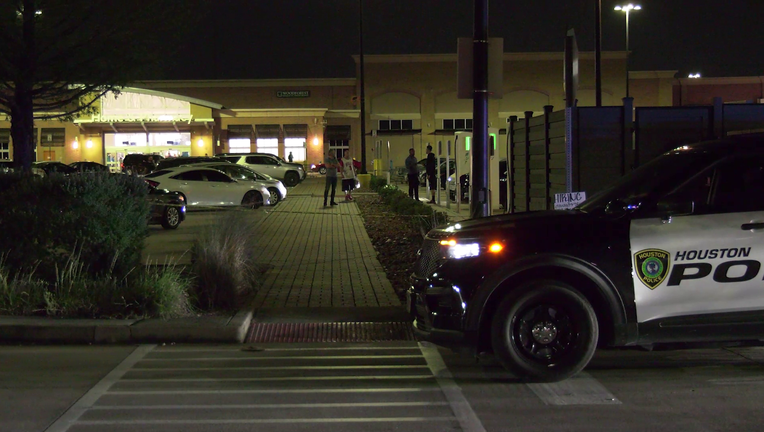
576, 149, 720, 213
144, 170, 173, 178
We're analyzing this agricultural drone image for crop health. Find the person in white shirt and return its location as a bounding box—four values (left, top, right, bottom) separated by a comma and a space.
340, 150, 357, 201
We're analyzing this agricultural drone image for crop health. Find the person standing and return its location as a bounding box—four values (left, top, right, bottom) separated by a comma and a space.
340, 150, 356, 201
288, 152, 294, 163
425, 144, 437, 203
405, 148, 419, 200
323, 150, 340, 207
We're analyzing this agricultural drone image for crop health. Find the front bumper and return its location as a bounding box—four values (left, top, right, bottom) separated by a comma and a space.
408, 275, 468, 348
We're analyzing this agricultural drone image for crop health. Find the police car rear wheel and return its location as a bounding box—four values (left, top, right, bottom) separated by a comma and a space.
491, 280, 598, 382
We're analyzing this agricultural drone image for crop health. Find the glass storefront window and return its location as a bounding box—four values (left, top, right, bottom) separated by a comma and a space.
256, 138, 278, 156
284, 137, 306, 162
228, 138, 251, 153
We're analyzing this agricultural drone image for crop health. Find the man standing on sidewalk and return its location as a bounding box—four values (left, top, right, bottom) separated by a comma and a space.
323, 150, 340, 207
425, 145, 436, 203
405, 148, 419, 201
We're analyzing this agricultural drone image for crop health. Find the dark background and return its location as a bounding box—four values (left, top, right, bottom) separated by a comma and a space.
167, 0, 763, 80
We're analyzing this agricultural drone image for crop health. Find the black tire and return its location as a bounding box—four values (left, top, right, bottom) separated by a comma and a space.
491, 280, 598, 382
319, 167, 327, 175
161, 206, 181, 229
242, 191, 264, 209
267, 187, 281, 205
284, 171, 300, 187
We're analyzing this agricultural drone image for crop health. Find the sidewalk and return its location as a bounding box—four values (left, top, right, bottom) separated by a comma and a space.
1, 175, 460, 344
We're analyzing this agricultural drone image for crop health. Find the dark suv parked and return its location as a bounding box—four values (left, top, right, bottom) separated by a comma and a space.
122, 154, 164, 175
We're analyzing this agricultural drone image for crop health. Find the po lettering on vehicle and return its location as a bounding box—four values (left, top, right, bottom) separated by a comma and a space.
666, 247, 758, 286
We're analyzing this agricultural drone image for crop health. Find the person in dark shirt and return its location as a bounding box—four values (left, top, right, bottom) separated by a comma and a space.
323, 150, 340, 207
425, 145, 436, 203
405, 148, 419, 200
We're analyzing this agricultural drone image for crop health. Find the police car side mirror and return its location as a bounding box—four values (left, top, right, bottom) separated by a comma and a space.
604, 199, 629, 216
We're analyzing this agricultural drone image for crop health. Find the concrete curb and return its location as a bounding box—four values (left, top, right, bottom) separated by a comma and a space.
0, 309, 253, 344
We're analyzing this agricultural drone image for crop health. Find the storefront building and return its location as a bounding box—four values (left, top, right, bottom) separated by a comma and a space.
0, 51, 683, 173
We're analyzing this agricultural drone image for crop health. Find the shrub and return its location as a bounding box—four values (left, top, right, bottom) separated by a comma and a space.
369, 175, 388, 192
374, 184, 449, 235
191, 210, 264, 311
0, 172, 150, 282
0, 249, 194, 319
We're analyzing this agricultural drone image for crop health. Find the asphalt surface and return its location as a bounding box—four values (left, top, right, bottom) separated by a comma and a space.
4, 343, 764, 432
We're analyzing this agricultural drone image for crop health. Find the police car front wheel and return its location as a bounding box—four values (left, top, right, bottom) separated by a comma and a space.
491, 280, 599, 382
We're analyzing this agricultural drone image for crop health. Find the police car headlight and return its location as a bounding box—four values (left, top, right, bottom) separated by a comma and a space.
440, 239, 480, 259
440, 239, 504, 260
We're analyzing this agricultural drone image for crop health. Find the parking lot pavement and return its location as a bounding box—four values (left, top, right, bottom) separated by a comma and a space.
8, 343, 764, 432
142, 208, 270, 266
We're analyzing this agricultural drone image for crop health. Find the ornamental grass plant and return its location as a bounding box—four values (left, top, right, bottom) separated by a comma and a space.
191, 209, 264, 312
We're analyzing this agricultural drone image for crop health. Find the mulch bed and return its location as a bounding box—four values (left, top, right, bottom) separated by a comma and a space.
354, 194, 424, 304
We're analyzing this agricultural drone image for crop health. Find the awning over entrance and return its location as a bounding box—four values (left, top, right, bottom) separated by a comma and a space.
228, 124, 253, 138
255, 124, 281, 139
325, 125, 351, 140
367, 129, 422, 136
283, 124, 308, 138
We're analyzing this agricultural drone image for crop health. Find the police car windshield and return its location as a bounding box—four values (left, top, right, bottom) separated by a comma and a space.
577, 150, 718, 213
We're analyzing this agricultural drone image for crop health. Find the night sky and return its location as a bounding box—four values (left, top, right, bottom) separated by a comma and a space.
168, 0, 763, 81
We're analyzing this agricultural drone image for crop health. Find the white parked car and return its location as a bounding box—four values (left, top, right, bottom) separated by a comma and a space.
143, 166, 270, 209
192, 162, 288, 205
216, 153, 305, 187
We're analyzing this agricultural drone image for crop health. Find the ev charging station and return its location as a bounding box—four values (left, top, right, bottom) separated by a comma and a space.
453, 128, 499, 214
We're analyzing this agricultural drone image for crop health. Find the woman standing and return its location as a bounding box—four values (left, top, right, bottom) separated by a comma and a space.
340, 150, 357, 201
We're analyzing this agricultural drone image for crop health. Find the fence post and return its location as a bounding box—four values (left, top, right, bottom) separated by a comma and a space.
524, 111, 533, 212
713, 96, 724, 138
508, 116, 518, 213
543, 105, 553, 210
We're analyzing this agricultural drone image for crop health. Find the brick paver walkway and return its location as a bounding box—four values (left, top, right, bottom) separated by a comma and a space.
250, 176, 400, 308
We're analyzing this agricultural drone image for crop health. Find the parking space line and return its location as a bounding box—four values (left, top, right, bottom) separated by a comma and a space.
121, 375, 435, 382
46, 344, 156, 432
90, 402, 450, 410
107, 387, 443, 395
420, 342, 487, 432
77, 417, 457, 426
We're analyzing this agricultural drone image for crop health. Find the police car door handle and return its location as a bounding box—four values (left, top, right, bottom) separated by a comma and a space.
741, 222, 764, 230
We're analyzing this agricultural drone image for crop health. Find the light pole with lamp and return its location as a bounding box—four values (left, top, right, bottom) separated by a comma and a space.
614, 3, 641, 98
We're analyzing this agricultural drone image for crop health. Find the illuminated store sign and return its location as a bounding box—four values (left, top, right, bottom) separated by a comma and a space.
98, 92, 192, 122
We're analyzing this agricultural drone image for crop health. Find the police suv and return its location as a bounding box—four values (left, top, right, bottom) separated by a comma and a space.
409, 134, 764, 382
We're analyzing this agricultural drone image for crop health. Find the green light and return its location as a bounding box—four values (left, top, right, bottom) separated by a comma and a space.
465, 136, 470, 151
489, 133, 497, 149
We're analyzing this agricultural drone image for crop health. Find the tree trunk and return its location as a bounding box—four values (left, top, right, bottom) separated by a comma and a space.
11, 87, 35, 172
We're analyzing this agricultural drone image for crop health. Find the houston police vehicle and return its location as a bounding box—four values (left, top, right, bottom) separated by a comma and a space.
409, 134, 764, 382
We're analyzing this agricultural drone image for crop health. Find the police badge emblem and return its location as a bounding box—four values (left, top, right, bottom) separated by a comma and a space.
634, 249, 670, 290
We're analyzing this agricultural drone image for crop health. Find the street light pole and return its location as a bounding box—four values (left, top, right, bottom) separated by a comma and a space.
358, 0, 368, 174
614, 4, 641, 98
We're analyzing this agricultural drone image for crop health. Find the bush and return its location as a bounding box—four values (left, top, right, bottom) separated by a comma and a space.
191, 210, 264, 311
369, 175, 388, 192
374, 184, 449, 235
0, 172, 150, 282
0, 250, 194, 319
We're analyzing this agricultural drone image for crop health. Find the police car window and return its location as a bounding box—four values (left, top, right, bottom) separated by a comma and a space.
710, 157, 764, 213
578, 151, 717, 213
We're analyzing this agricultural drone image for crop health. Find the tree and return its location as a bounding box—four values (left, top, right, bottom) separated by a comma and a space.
0, 0, 203, 171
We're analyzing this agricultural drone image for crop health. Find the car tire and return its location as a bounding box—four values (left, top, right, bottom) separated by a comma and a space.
267, 187, 281, 205
491, 279, 598, 382
319, 167, 327, 175
161, 206, 181, 230
242, 191, 264, 209
284, 171, 300, 187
